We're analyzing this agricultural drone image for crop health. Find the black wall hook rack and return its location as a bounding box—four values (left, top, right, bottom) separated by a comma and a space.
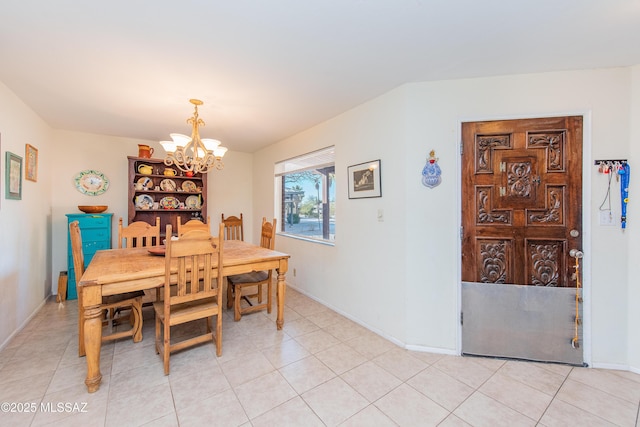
594, 159, 627, 166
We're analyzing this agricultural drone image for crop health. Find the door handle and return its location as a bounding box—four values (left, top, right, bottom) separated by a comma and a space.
569, 249, 583, 259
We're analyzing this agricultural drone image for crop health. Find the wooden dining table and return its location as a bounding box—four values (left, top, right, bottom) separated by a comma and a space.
78, 239, 290, 393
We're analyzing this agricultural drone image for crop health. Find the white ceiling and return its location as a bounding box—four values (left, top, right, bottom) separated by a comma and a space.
1, 1, 639, 153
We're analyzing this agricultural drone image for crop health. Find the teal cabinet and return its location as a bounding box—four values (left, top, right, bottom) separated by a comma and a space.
65, 213, 113, 300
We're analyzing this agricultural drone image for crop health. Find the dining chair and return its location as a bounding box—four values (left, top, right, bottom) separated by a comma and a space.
221, 213, 244, 241
226, 217, 277, 321
117, 217, 161, 248
118, 217, 162, 305
154, 223, 225, 374
176, 216, 211, 236
69, 221, 144, 357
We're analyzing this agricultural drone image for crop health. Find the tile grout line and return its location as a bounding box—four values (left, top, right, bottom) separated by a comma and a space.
536, 365, 573, 426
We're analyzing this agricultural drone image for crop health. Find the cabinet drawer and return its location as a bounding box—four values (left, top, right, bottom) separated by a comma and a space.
84, 240, 111, 255
72, 215, 111, 229
81, 228, 111, 242
68, 241, 110, 260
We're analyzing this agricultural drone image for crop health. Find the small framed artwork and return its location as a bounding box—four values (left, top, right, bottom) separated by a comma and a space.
25, 144, 38, 182
348, 159, 381, 199
6, 151, 23, 200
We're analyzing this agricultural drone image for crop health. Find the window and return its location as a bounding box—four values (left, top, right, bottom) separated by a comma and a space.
275, 147, 335, 243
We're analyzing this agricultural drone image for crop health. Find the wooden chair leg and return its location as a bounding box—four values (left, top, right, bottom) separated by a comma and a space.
131, 297, 143, 343
163, 319, 170, 375
234, 284, 242, 321
215, 314, 222, 357
226, 278, 234, 309
155, 313, 161, 355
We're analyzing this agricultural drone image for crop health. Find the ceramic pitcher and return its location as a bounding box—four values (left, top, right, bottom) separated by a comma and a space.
138, 144, 154, 158
138, 164, 153, 175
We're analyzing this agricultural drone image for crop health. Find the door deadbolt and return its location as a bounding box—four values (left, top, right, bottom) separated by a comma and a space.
570, 229, 580, 237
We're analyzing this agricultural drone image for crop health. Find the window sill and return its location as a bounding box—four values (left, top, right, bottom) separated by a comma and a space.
277, 232, 335, 246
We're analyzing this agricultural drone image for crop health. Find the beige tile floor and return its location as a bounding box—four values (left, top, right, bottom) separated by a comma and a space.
1, 288, 639, 426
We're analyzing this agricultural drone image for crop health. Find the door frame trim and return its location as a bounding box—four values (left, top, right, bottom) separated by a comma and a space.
455, 110, 593, 367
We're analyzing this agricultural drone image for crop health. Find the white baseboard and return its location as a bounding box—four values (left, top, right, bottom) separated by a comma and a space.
0, 297, 49, 351
288, 284, 454, 353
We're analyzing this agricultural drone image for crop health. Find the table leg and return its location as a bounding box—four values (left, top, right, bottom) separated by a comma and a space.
84, 304, 103, 392
276, 259, 288, 330
82, 284, 104, 393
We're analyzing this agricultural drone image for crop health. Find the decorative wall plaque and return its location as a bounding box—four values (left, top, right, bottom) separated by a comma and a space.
422, 150, 441, 188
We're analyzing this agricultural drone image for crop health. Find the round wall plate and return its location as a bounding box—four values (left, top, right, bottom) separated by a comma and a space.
74, 170, 110, 196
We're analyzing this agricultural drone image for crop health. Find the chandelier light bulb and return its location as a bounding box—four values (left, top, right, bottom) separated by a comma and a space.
169, 133, 191, 147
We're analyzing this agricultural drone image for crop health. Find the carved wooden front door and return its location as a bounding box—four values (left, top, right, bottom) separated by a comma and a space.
461, 116, 582, 286
461, 116, 584, 364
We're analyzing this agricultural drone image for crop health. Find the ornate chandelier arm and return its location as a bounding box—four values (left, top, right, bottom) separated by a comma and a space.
159, 99, 227, 174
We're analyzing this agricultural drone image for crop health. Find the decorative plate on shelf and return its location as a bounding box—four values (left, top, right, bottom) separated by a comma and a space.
135, 194, 154, 209
185, 195, 201, 209
74, 170, 110, 196
137, 176, 153, 190
160, 179, 177, 191
182, 180, 197, 192
159, 196, 180, 209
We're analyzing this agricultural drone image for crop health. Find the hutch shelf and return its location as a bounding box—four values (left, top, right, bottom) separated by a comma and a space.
127, 156, 207, 236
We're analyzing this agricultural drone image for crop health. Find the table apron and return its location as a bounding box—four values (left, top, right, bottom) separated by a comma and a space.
223, 259, 285, 276
98, 277, 164, 297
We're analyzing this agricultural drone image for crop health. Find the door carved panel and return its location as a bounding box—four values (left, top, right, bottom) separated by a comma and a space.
462, 116, 582, 287
477, 239, 513, 284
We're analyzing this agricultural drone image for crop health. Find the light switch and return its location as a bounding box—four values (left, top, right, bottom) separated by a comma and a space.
599, 210, 616, 226
377, 209, 384, 222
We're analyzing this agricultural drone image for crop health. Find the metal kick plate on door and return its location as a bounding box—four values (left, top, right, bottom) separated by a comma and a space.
461, 282, 584, 366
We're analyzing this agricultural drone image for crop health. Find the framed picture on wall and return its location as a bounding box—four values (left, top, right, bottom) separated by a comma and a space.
6, 151, 22, 200
25, 143, 38, 182
348, 159, 381, 199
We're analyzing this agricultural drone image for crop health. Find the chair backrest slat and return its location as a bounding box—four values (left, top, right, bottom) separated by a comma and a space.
118, 217, 161, 248
222, 213, 244, 241
176, 216, 211, 237
260, 217, 277, 250
164, 224, 223, 307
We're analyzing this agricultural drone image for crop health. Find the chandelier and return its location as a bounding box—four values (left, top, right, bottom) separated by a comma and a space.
159, 99, 228, 174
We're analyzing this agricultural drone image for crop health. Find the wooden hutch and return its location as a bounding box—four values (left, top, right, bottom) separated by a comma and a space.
127, 156, 207, 236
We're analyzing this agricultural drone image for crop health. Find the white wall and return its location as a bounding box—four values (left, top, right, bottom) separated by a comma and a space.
253, 67, 639, 369
253, 89, 410, 345
50, 131, 162, 291
0, 82, 53, 348
207, 151, 255, 243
